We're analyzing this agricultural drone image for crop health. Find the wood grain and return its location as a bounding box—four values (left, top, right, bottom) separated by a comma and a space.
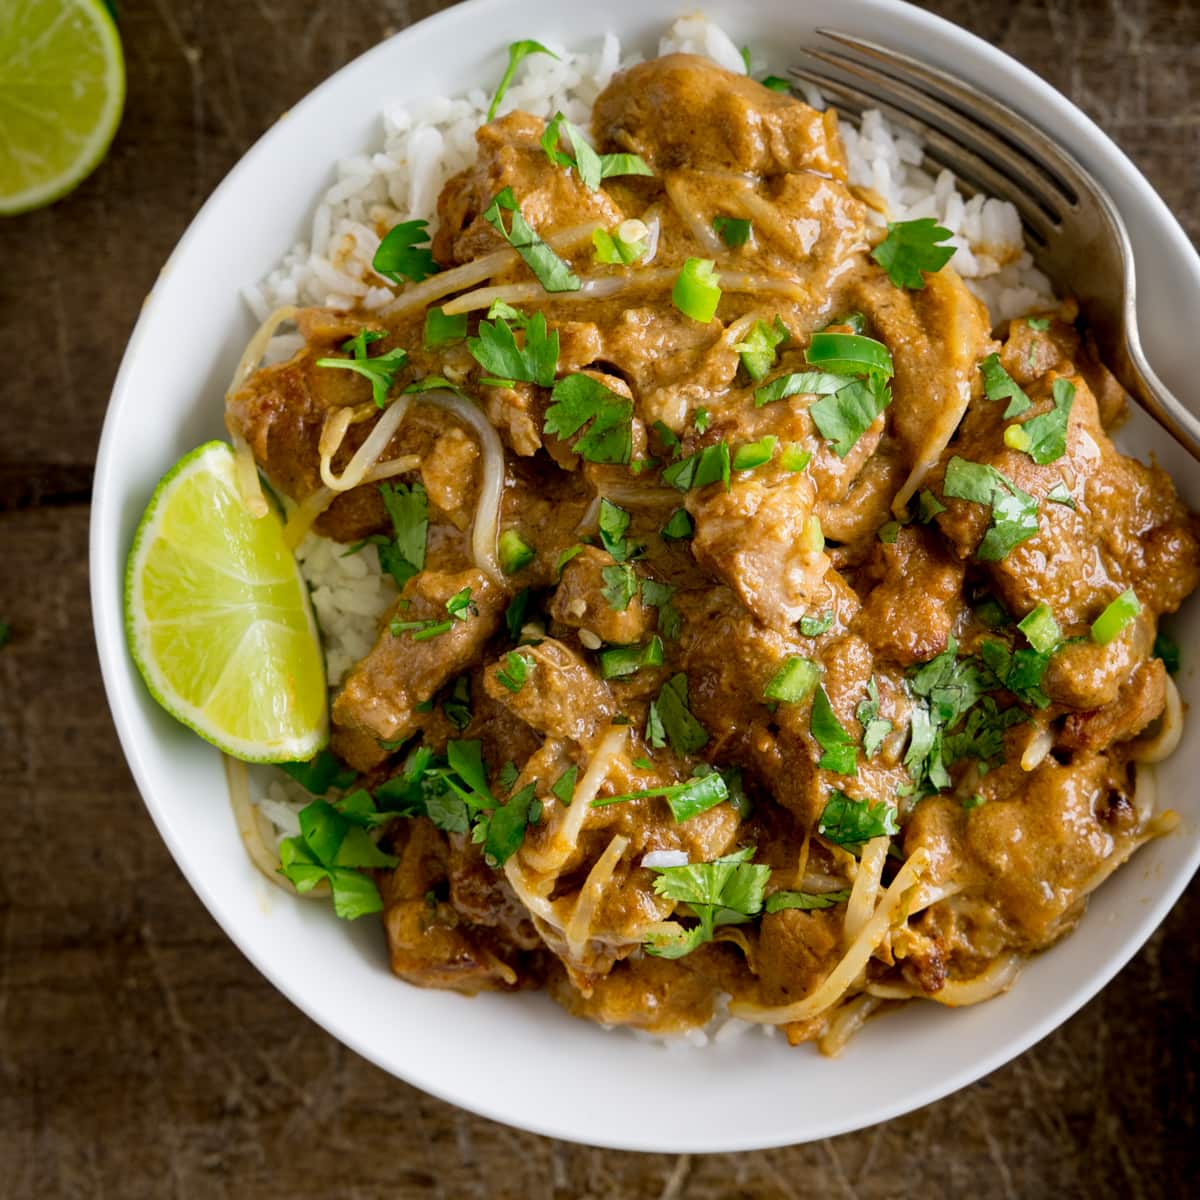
1, 2, 1197, 1195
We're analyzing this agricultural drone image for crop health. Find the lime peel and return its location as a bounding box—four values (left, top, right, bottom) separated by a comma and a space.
125, 441, 329, 763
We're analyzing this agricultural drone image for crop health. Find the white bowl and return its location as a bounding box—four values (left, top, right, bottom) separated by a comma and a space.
91, 0, 1200, 1152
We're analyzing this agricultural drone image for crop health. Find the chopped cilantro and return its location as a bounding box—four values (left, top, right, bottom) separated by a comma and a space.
377, 481, 428, 588
598, 498, 640, 562
594, 768, 728, 822
555, 544, 586, 578
541, 111, 652, 190
733, 316, 788, 381
487, 40, 558, 121
544, 373, 633, 464
601, 564, 638, 611
810, 686, 857, 775
672, 257, 722, 323
662, 442, 730, 491
423, 306, 468, 349
483, 187, 580, 293
755, 370, 853, 408
817, 791, 898, 851
661, 508, 694, 541
713, 216, 752, 248
942, 457, 1040, 561
551, 766, 578, 806
963, 793, 987, 811
373, 219, 439, 284
641, 578, 681, 640
467, 310, 558, 386
280, 749, 357, 795
810, 375, 891, 458
693, 408, 711, 434
278, 796, 398, 920
484, 783, 541, 868
979, 639, 1051, 709
917, 488, 947, 523
504, 588, 532, 641
765, 888, 851, 913
759, 75, 791, 93
1011, 377, 1074, 465
856, 676, 892, 760
1154, 631, 1181, 675
979, 352, 1031, 418
870, 218, 955, 289
654, 673, 709, 755
389, 585, 474, 642
495, 651, 530, 693
653, 420, 681, 457
1027, 316, 1051, 331
497, 761, 520, 792
442, 676, 472, 731
1046, 481, 1076, 509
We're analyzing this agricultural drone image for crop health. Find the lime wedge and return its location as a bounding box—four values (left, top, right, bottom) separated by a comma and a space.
0, 0, 125, 215
125, 442, 329, 763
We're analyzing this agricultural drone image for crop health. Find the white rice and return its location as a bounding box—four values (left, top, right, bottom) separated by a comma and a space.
247, 15, 1058, 1044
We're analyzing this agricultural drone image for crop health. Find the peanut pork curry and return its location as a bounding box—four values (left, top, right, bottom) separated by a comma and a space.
225, 55, 1198, 1049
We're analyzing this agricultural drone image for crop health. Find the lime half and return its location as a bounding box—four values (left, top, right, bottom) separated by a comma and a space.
0, 0, 125, 215
125, 442, 328, 763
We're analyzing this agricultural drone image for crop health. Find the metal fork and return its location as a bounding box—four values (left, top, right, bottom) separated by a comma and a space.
791, 31, 1200, 461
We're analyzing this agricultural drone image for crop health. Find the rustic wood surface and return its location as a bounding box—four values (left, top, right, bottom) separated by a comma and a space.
2, 1, 1197, 1195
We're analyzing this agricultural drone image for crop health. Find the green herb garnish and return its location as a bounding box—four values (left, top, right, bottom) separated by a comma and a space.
373, 219, 439, 284
942, 457, 1040, 561
316, 334, 407, 408
713, 216, 751, 248
817, 791, 899, 850
733, 316, 788, 381
765, 888, 851, 913
979, 352, 1031, 418
487, 40, 558, 121
467, 310, 558, 386
423, 306, 469, 349
483, 187, 580, 293
544, 373, 633, 464
870, 218, 955, 290
662, 442, 730, 491
810, 685, 857, 776
495, 651, 530, 693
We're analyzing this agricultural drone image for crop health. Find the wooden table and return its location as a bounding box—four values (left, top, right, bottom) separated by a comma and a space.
2, 2, 1197, 1194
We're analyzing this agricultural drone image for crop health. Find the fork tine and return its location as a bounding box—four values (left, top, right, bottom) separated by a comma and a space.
788, 66, 1058, 243
816, 30, 1081, 207
800, 47, 1068, 220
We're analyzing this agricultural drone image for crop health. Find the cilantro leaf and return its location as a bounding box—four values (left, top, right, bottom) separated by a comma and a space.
817, 791, 898, 850
810, 685, 857, 775
316, 341, 408, 408
640, 578, 681, 640
483, 187, 580, 293
979, 352, 1031, 418
942, 457, 1040, 561
870, 218, 955, 290
765, 888, 851, 913
1012, 377, 1074, 465
376, 481, 428, 588
598, 498, 639, 561
467, 311, 558, 386
544, 373, 633, 463
713, 216, 752, 248
541, 112, 652, 190
423, 306, 468, 349
504, 588, 532, 641
593, 769, 728, 822
645, 847, 770, 958
662, 442, 730, 491
279, 749, 357, 795
373, 220, 439, 284
856, 676, 892, 760
917, 488, 947, 523
487, 40, 558, 122
484, 782, 541, 867
654, 673, 709, 755
495, 651, 530, 693
601, 564, 638, 611
754, 370, 853, 408
551, 766, 578, 806
810, 374, 891, 458
661, 508, 694, 541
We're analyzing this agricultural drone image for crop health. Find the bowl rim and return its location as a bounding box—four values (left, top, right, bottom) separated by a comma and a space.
90, 0, 1200, 1152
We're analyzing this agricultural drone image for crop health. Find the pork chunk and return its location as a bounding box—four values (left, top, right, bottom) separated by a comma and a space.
332, 568, 505, 766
